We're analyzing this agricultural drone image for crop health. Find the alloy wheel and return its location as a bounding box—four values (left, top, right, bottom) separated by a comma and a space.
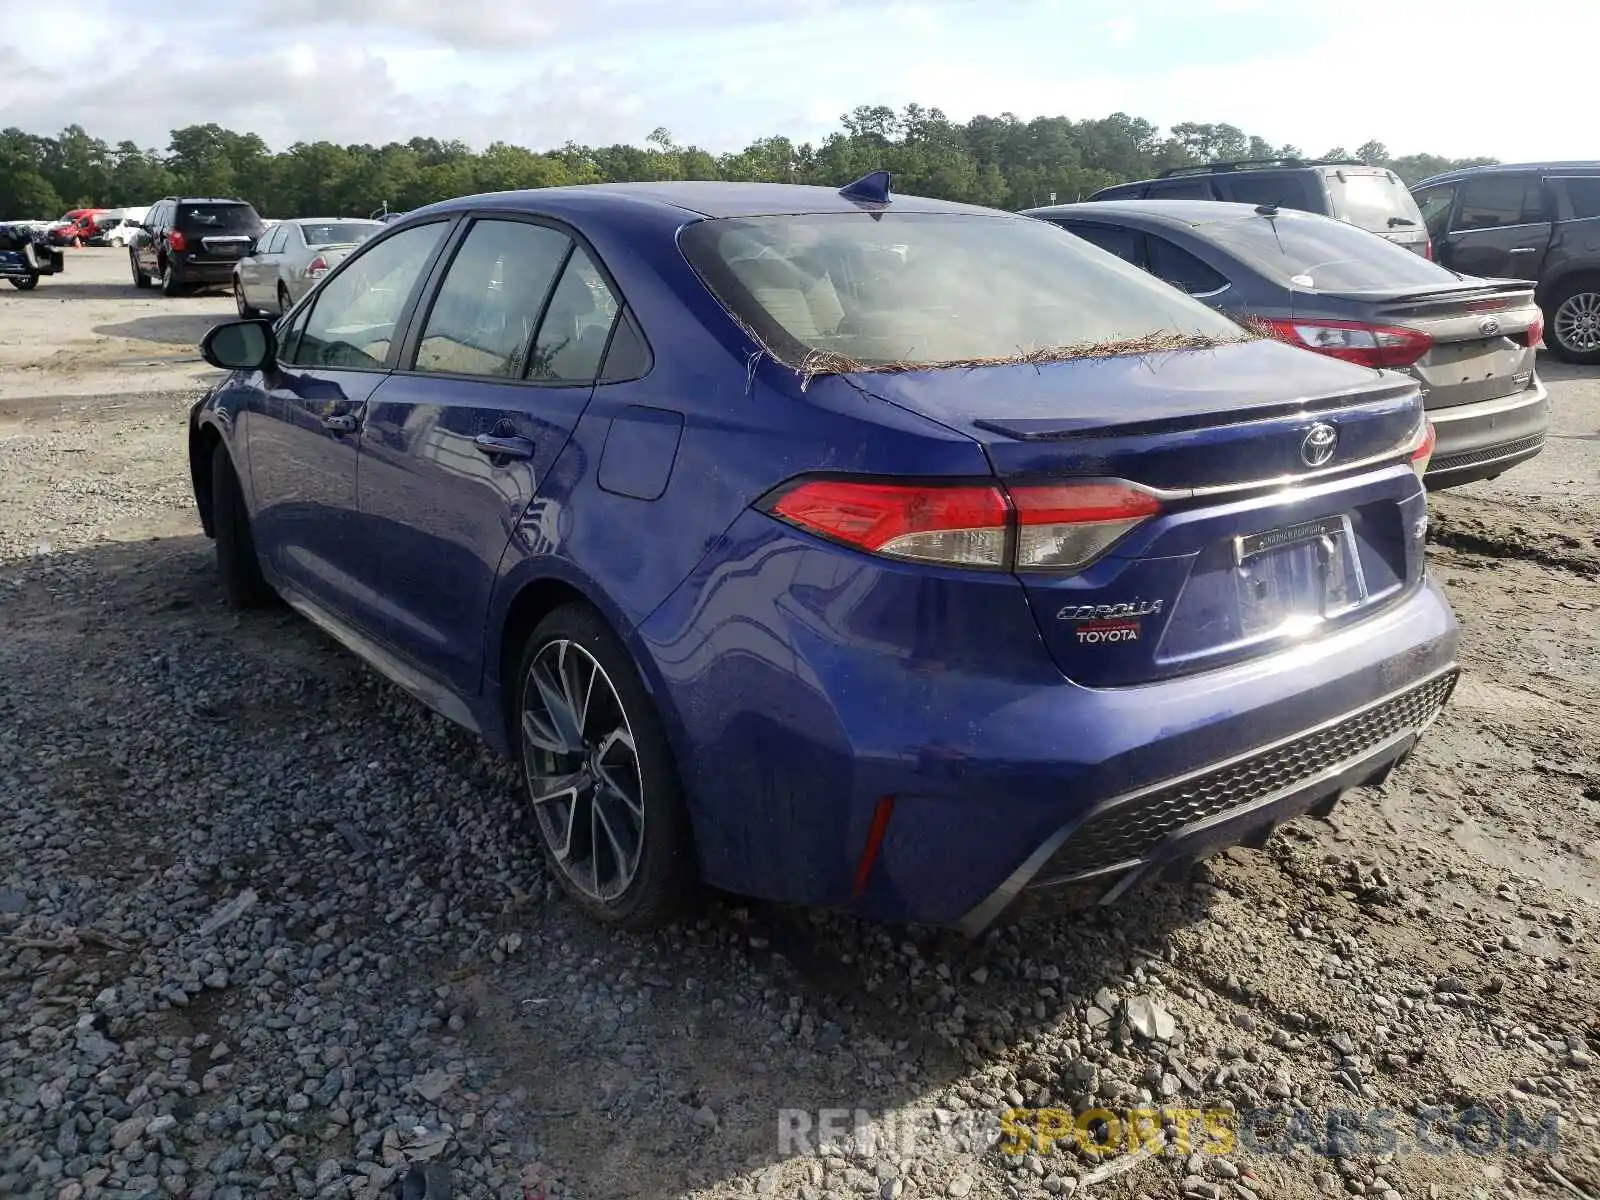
520, 639, 645, 903
234, 280, 250, 317
1554, 291, 1600, 353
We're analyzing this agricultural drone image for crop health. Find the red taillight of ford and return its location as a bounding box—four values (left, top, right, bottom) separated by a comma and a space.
1258, 317, 1433, 370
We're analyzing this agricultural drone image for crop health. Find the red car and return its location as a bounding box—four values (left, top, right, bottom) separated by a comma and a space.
50, 209, 110, 246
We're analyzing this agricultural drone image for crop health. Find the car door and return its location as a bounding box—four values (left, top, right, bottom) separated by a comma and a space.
244, 220, 453, 618
352, 215, 617, 692
137, 202, 167, 275
247, 223, 284, 303
1435, 172, 1552, 280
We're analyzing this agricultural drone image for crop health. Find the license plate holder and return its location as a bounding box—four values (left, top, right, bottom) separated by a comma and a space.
1233, 514, 1367, 640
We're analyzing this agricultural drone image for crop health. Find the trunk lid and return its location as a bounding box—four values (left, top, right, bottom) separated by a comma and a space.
1308, 280, 1539, 411
848, 339, 1428, 686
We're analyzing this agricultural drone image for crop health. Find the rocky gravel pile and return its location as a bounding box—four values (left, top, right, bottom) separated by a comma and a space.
2, 384, 1598, 1200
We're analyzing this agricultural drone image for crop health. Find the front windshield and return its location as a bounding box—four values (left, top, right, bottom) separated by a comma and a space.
679, 211, 1246, 369
1199, 210, 1461, 293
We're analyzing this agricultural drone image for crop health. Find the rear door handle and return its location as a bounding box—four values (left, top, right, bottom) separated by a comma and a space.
473, 433, 536, 461
323, 413, 359, 433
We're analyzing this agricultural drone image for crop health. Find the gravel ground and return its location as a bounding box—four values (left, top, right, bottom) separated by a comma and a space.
1, 249, 1598, 1200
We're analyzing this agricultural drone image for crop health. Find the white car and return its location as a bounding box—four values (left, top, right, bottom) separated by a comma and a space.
103, 207, 149, 247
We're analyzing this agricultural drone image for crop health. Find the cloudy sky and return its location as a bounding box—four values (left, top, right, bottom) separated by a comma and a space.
0, 0, 1585, 160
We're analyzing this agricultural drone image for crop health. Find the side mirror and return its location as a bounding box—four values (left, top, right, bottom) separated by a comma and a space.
201, 319, 276, 371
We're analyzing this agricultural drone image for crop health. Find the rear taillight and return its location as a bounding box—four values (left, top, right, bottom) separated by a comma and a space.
1423, 239, 1433, 260
307, 255, 329, 279
1407, 420, 1436, 478
1524, 312, 1545, 348
167, 230, 187, 252
765, 478, 1161, 572
1259, 318, 1433, 369
1009, 482, 1163, 571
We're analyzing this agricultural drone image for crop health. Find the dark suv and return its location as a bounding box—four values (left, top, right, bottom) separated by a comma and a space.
131, 197, 264, 296
1412, 162, 1600, 363
1091, 158, 1431, 256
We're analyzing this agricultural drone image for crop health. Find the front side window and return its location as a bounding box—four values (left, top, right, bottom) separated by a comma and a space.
680, 212, 1244, 369
528, 246, 622, 384
290, 222, 447, 370
1413, 185, 1456, 240
414, 219, 570, 379
1456, 174, 1545, 230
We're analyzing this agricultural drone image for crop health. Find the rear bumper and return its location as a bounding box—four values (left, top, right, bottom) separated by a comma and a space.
1424, 380, 1549, 488
957, 664, 1456, 932
175, 256, 242, 283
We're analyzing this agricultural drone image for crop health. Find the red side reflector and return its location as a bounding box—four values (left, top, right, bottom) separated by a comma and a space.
851, 796, 896, 898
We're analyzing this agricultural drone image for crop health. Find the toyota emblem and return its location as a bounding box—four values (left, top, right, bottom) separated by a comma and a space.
1479, 316, 1502, 336
1300, 423, 1338, 467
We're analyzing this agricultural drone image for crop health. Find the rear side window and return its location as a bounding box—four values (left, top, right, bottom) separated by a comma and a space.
1222, 173, 1319, 212
1557, 177, 1600, 219
1323, 170, 1425, 234
528, 246, 622, 384
1199, 210, 1461, 293
1148, 178, 1218, 200
680, 212, 1245, 369
1456, 174, 1545, 229
1146, 236, 1229, 295
176, 203, 261, 235
415, 219, 570, 379
1062, 222, 1145, 267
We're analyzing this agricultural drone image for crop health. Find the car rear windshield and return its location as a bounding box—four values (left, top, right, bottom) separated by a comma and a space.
176, 203, 261, 234
1199, 211, 1461, 293
679, 212, 1245, 368
1323, 170, 1425, 234
299, 221, 382, 246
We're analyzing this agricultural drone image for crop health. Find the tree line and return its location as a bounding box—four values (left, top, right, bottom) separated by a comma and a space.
1, 105, 1495, 220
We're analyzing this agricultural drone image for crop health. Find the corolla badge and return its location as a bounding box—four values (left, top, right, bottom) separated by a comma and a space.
1299, 422, 1338, 468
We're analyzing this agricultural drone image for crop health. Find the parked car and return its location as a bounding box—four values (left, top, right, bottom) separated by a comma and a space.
1091, 159, 1431, 257
1411, 161, 1600, 364
102, 207, 149, 247
132, 197, 264, 296
49, 208, 111, 246
0, 222, 66, 289
1029, 201, 1548, 489
188, 179, 1457, 931
233, 217, 384, 317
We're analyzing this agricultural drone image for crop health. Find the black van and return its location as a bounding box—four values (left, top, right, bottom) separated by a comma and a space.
1412, 162, 1600, 364
1090, 158, 1430, 257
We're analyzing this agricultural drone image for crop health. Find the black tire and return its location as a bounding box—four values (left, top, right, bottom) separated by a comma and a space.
234, 277, 256, 318
514, 604, 694, 928
131, 249, 151, 289
7, 274, 39, 290
210, 441, 274, 609
277, 284, 292, 316
1544, 276, 1600, 365
160, 258, 184, 297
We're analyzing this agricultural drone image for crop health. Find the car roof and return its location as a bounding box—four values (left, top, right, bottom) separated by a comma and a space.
165, 196, 253, 205
408, 181, 1003, 222
1025, 199, 1291, 230
1416, 161, 1600, 187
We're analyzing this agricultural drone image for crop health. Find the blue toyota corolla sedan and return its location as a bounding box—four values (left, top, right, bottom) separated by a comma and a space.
188, 175, 1459, 932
